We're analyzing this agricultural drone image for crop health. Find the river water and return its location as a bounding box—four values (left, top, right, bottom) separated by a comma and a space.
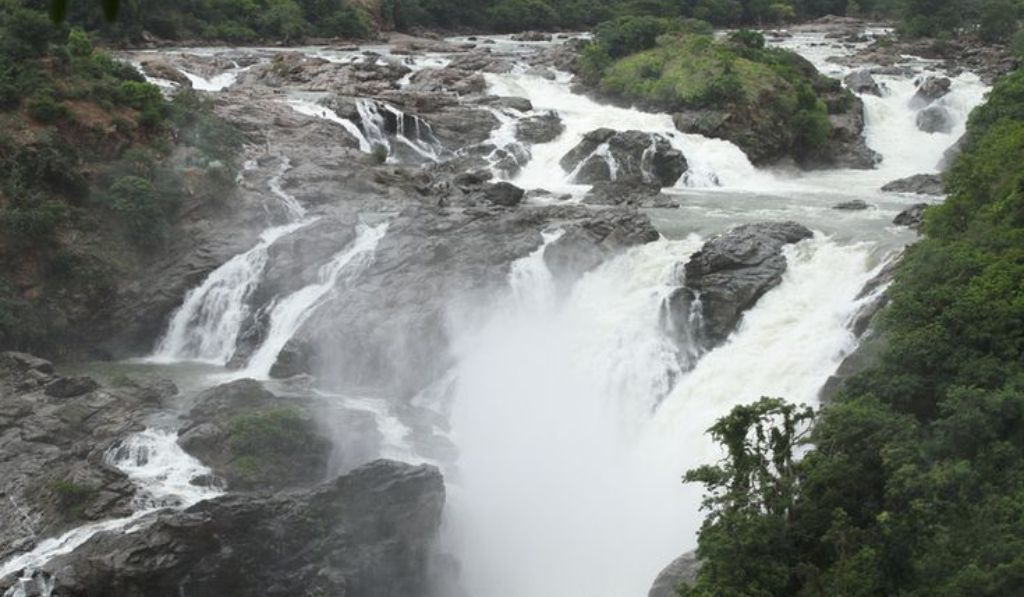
3, 27, 988, 597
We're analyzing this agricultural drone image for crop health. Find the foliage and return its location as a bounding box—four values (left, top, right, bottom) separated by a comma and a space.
682, 67, 1024, 596
49, 479, 97, 519
226, 409, 330, 487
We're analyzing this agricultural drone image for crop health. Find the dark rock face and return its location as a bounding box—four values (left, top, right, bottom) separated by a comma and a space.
28, 460, 448, 597
560, 129, 687, 187
0, 353, 176, 563
833, 199, 870, 210
649, 551, 702, 597
844, 70, 882, 96
543, 208, 661, 280
177, 379, 331, 491
809, 96, 882, 170
277, 205, 660, 394
916, 104, 953, 134
582, 182, 680, 208
516, 111, 565, 144
483, 182, 526, 207
893, 203, 930, 231
912, 76, 952, 107
882, 173, 944, 195
668, 222, 814, 351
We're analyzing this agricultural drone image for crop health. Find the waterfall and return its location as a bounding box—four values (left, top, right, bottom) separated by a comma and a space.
446, 232, 886, 597
0, 430, 221, 593
241, 222, 388, 378
355, 99, 445, 162
149, 219, 309, 365
286, 98, 374, 153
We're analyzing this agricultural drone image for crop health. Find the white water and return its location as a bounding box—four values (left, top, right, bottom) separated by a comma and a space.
180, 69, 238, 92
242, 222, 388, 378
286, 98, 374, 152
1, 429, 220, 591
150, 219, 309, 365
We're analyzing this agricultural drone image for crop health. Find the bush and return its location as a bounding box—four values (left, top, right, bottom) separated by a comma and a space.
0, 201, 66, 243
593, 15, 676, 58
27, 92, 69, 124
226, 408, 329, 487
66, 28, 94, 57
105, 175, 172, 246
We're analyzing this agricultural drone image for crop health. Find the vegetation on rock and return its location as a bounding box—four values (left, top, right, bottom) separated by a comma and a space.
0, 2, 241, 356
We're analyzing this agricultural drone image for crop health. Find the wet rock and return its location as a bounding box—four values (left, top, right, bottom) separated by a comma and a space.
44, 376, 100, 399
483, 181, 526, 207
583, 182, 679, 208
916, 104, 953, 134
526, 189, 572, 202
912, 76, 952, 107
495, 96, 533, 112
24, 461, 449, 597
882, 173, 943, 195
516, 111, 565, 144
844, 70, 881, 96
560, 129, 687, 187
177, 379, 330, 491
938, 134, 965, 171
543, 208, 660, 280
649, 551, 702, 597
0, 353, 152, 564
668, 222, 814, 351
406, 66, 486, 95
833, 199, 870, 210
893, 203, 930, 231
139, 59, 191, 87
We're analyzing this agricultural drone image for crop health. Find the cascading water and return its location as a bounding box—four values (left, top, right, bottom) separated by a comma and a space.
285, 98, 374, 152
242, 222, 388, 378
0, 429, 221, 596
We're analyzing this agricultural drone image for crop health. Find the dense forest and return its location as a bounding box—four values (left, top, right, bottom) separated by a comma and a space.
682, 68, 1024, 596
33, 0, 1024, 42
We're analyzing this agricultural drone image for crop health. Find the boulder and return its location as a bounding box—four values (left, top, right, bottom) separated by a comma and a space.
667, 222, 814, 352
483, 181, 526, 207
916, 105, 953, 134
516, 111, 565, 144
844, 70, 881, 96
44, 376, 100, 399
177, 379, 331, 491
511, 31, 553, 42
139, 59, 191, 87
833, 199, 871, 210
13, 461, 449, 597
560, 129, 687, 187
893, 203, 929, 231
495, 96, 533, 112
881, 173, 943, 195
912, 76, 952, 107
649, 551, 702, 597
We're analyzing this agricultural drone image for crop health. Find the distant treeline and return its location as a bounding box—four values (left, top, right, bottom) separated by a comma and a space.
33, 0, 1023, 42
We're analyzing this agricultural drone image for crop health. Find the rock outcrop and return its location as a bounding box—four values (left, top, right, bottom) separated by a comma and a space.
882, 173, 943, 195
844, 70, 882, 96
667, 222, 814, 352
649, 551, 702, 597
893, 203, 930, 231
7, 460, 449, 597
0, 353, 175, 563
560, 129, 687, 187
177, 379, 331, 491
912, 76, 952, 107
516, 111, 565, 144
916, 104, 953, 134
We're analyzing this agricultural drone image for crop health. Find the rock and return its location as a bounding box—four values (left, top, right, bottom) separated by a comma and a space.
139, 59, 191, 87
833, 199, 870, 210
583, 182, 679, 208
495, 96, 533, 112
483, 181, 526, 207
18, 460, 449, 597
0, 354, 151, 564
560, 129, 687, 187
525, 189, 572, 202
881, 173, 943, 195
938, 134, 965, 171
912, 76, 952, 107
511, 31, 553, 42
916, 105, 953, 134
649, 551, 702, 597
844, 70, 881, 96
543, 208, 660, 280
516, 111, 565, 144
893, 203, 930, 231
177, 379, 331, 491
668, 222, 814, 351
44, 376, 100, 399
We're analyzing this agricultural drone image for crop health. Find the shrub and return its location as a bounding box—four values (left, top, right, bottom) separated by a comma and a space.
50, 479, 97, 518
487, 0, 560, 32
0, 201, 66, 243
226, 408, 329, 487
593, 15, 675, 58
26, 92, 69, 124
66, 28, 94, 57
105, 175, 172, 246
728, 28, 766, 49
